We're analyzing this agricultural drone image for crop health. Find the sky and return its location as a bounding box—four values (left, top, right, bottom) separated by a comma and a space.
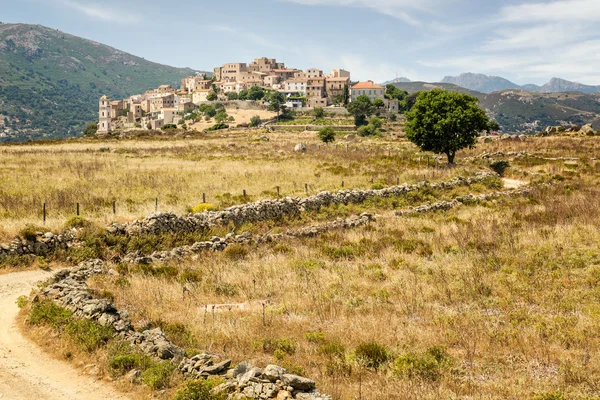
2, 0, 600, 85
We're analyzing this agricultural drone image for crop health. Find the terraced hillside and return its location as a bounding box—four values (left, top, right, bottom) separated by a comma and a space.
2, 125, 600, 400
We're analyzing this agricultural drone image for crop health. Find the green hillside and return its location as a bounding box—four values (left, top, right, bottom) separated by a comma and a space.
393, 82, 600, 133
0, 23, 206, 141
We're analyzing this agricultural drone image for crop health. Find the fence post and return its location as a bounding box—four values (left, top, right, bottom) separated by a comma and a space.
155, 198, 158, 212
43, 202, 46, 224
397, 177, 400, 185
112, 200, 116, 215
342, 180, 344, 188
427, 156, 430, 168
76, 202, 80, 216
304, 183, 308, 194
276, 186, 280, 197
243, 189, 247, 199
202, 193, 206, 203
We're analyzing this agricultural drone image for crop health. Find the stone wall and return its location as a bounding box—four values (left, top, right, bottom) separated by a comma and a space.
37, 260, 331, 400
0, 230, 77, 259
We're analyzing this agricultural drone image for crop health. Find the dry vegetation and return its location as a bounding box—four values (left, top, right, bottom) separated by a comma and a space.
9, 129, 600, 399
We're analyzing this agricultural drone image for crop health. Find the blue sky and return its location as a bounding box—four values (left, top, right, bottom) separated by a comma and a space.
2, 0, 600, 85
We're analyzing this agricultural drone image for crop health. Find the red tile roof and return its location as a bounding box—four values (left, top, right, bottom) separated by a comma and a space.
352, 81, 383, 89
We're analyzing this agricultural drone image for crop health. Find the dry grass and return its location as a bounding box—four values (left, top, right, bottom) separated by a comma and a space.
15, 131, 600, 399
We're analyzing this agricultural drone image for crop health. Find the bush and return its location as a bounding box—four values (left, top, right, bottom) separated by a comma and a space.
64, 216, 89, 229
29, 301, 73, 328
107, 343, 152, 376
65, 319, 115, 352
173, 378, 226, 400
191, 203, 217, 213
142, 361, 175, 390
305, 331, 326, 344
318, 341, 346, 359
313, 107, 325, 118
20, 228, 38, 242
318, 127, 336, 143
223, 244, 248, 261
255, 337, 298, 355
354, 342, 389, 370
162, 124, 177, 130
249, 115, 261, 128
206, 123, 229, 131
490, 160, 510, 177
392, 346, 452, 381
16, 295, 28, 308
368, 117, 383, 130
357, 125, 376, 137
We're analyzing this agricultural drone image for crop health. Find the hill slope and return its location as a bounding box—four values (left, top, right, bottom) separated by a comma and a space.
392, 82, 600, 132
0, 23, 205, 141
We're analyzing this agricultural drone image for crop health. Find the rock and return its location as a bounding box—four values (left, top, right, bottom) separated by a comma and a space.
277, 391, 293, 400
258, 135, 269, 142
125, 369, 141, 384
294, 143, 307, 153
282, 374, 316, 391
239, 367, 263, 385
263, 364, 286, 382
201, 359, 231, 375
344, 134, 356, 141
581, 124, 595, 136
500, 134, 511, 140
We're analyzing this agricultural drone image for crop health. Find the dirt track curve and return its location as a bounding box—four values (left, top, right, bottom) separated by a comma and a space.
0, 269, 129, 399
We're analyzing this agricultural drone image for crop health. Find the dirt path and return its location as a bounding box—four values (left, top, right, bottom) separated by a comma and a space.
503, 178, 528, 189
0, 269, 128, 400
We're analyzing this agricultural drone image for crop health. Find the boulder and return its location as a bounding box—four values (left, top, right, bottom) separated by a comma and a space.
263, 364, 286, 382
581, 124, 595, 136
294, 143, 307, 152
282, 374, 316, 391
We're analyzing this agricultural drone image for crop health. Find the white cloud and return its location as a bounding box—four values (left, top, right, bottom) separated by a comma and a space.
498, 0, 600, 23
56, 0, 141, 24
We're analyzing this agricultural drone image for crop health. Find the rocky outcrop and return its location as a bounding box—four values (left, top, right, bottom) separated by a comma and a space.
114, 173, 495, 237
36, 260, 331, 400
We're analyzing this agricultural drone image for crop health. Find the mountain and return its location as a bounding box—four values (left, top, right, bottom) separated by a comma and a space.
0, 23, 207, 141
391, 81, 600, 133
441, 73, 521, 94
381, 77, 411, 85
538, 78, 600, 94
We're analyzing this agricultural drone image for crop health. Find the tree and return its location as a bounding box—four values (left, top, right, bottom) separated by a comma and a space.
313, 107, 325, 118
207, 91, 218, 101
347, 95, 373, 127
405, 89, 490, 164
227, 92, 239, 100
373, 98, 385, 115
318, 127, 336, 143
343, 84, 350, 105
83, 121, 97, 135
249, 115, 261, 127
265, 91, 286, 120
405, 91, 421, 111
215, 110, 228, 124
238, 90, 249, 100
488, 120, 501, 132
332, 95, 344, 106
248, 86, 265, 101
385, 84, 408, 102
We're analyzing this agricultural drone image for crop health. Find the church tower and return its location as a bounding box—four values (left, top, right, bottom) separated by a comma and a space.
98, 95, 111, 134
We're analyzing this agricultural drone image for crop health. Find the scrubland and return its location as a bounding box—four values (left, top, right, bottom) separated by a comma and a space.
9, 128, 600, 400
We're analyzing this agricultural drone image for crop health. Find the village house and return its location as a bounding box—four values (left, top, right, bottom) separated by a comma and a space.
350, 81, 385, 102
306, 68, 323, 78
150, 94, 176, 113
325, 77, 349, 99
192, 89, 212, 103
109, 100, 123, 118
283, 78, 307, 95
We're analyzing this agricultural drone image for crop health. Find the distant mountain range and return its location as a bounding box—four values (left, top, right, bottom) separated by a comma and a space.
382, 77, 412, 85
441, 73, 600, 94
0, 23, 207, 141
390, 81, 600, 133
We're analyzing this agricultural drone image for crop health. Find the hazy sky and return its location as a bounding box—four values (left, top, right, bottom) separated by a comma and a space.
2, 0, 599, 85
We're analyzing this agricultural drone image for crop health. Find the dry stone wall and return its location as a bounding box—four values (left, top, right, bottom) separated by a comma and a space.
37, 260, 331, 400
0, 230, 77, 259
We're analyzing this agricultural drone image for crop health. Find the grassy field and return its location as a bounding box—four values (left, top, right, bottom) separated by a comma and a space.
9, 130, 600, 399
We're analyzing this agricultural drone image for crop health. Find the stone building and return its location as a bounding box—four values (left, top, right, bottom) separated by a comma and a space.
98, 95, 111, 134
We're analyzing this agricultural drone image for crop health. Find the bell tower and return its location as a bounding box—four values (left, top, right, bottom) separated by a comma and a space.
98, 95, 111, 134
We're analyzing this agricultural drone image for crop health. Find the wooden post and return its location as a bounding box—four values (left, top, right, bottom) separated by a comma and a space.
155, 198, 158, 212
276, 186, 280, 197
371, 177, 374, 184
342, 180, 344, 188
304, 183, 308, 194
202, 193, 206, 203
243, 189, 247, 199
43, 202, 46, 224
76, 202, 80, 216
427, 156, 430, 168
112, 200, 116, 215
397, 177, 400, 185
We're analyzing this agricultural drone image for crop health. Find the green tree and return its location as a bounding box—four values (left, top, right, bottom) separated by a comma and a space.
214, 110, 228, 124
332, 95, 344, 106
405, 91, 421, 111
207, 91, 218, 101
248, 86, 265, 101
405, 89, 490, 164
318, 127, 335, 143
227, 92, 238, 100
488, 120, 501, 132
238, 90, 249, 100
83, 121, 97, 135
347, 95, 373, 127
385, 84, 408, 101
265, 91, 286, 120
313, 107, 325, 118
373, 98, 385, 115
343, 84, 350, 105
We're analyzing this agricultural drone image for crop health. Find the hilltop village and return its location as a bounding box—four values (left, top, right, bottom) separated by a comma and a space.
97, 57, 398, 133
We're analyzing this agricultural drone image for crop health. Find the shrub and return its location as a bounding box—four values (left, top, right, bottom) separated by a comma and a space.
179, 269, 202, 283
318, 127, 336, 143
354, 342, 389, 370
490, 160, 510, 177
107, 343, 152, 376
173, 378, 226, 400
318, 341, 346, 359
255, 337, 298, 355
313, 107, 325, 118
142, 361, 175, 390
64, 216, 89, 229
20, 228, 37, 242
29, 301, 73, 328
191, 203, 217, 213
223, 244, 248, 261
65, 319, 115, 352
368, 117, 383, 130
305, 331, 326, 344
392, 346, 453, 381
206, 123, 229, 131
162, 124, 177, 130
249, 115, 261, 127
16, 295, 28, 308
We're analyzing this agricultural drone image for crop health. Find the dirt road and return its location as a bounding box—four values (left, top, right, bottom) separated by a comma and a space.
0, 269, 128, 399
